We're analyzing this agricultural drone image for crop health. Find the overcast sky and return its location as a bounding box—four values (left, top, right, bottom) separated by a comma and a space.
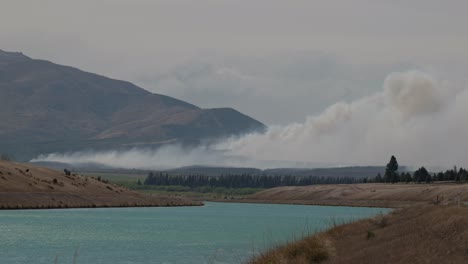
2, 0, 468, 125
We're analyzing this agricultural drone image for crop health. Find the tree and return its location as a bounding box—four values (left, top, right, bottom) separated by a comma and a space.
384, 156, 399, 183
399, 172, 409, 183
413, 167, 429, 183
144, 171, 156, 185
405, 172, 412, 183
375, 173, 383, 183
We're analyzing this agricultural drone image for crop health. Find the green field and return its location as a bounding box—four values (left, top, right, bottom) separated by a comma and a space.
81, 172, 146, 189
81, 172, 265, 199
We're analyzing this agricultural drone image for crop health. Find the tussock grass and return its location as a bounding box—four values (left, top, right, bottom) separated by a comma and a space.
249, 234, 333, 264
249, 205, 468, 264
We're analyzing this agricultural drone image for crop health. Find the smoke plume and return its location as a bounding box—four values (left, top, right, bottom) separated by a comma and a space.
223, 71, 466, 168
34, 71, 468, 169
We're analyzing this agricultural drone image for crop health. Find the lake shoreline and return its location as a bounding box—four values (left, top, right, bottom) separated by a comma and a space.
211, 198, 404, 208
0, 200, 203, 210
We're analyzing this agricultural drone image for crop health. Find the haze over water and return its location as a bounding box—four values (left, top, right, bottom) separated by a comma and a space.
0, 202, 389, 264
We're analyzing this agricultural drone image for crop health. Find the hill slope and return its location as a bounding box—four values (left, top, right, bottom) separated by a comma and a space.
251, 205, 468, 264
0, 50, 266, 160
0, 160, 200, 209
245, 183, 468, 207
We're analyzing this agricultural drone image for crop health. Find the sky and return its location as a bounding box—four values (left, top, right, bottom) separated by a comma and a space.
3, 1, 468, 168
2, 0, 468, 125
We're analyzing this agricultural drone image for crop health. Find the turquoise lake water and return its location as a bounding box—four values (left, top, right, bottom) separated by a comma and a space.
0, 202, 390, 264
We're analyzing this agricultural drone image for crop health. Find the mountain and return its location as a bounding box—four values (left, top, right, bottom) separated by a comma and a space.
0, 50, 266, 160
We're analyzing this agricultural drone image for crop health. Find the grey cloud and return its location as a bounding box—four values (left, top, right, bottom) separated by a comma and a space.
2, 1, 467, 125
136, 53, 416, 124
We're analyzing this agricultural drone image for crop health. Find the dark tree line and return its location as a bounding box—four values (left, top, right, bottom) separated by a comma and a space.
144, 172, 364, 188
144, 156, 468, 189
369, 156, 468, 183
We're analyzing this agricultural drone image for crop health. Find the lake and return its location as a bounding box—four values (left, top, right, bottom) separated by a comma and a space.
0, 202, 390, 264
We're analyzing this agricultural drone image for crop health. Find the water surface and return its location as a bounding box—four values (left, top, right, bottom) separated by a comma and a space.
0, 202, 389, 263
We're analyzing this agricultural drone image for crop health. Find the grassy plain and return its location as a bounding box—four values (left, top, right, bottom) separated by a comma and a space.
81, 171, 265, 201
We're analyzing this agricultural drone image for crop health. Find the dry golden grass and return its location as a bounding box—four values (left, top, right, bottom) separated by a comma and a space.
249, 205, 468, 264
244, 183, 468, 208
0, 160, 201, 209
250, 234, 334, 264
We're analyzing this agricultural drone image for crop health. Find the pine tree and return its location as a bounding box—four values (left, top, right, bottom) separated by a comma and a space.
375, 173, 383, 183
384, 155, 399, 183
413, 167, 429, 183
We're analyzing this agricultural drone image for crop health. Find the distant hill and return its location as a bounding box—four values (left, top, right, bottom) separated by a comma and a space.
0, 50, 266, 160
166, 165, 263, 176
32, 162, 389, 179
159, 166, 389, 179
263, 166, 389, 178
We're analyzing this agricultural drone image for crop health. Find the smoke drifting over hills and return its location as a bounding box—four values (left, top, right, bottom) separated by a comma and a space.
222, 71, 465, 168
34, 71, 468, 169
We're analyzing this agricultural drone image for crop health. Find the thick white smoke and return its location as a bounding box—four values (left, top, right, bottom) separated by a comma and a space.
222, 71, 467, 168
34, 71, 468, 169
33, 145, 235, 170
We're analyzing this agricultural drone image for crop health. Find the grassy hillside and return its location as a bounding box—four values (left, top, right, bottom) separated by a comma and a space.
250, 205, 468, 264
0, 160, 200, 209
244, 183, 468, 207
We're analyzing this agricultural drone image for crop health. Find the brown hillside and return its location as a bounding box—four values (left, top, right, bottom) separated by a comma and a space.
250, 205, 468, 264
0, 160, 200, 209
246, 183, 468, 207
